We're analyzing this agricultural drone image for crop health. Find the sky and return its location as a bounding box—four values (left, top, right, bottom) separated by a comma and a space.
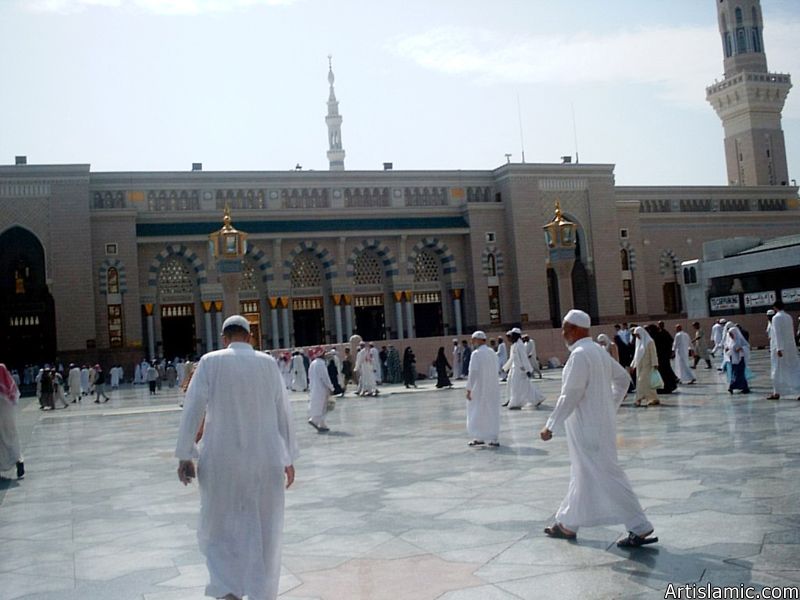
0, 0, 798, 186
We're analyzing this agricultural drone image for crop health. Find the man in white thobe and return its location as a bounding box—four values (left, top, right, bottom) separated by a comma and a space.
672, 324, 695, 384
466, 331, 501, 447
523, 334, 542, 379
369, 343, 382, 384
290, 350, 307, 392
67, 364, 82, 403
307, 348, 334, 432
711, 319, 725, 365
540, 309, 656, 548
496, 336, 508, 381
356, 343, 378, 396
452, 340, 463, 380
766, 302, 800, 401
80, 365, 90, 396
176, 315, 298, 600
503, 328, 542, 409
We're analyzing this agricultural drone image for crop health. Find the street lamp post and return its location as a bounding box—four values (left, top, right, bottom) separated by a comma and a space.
208, 205, 248, 319
542, 201, 577, 315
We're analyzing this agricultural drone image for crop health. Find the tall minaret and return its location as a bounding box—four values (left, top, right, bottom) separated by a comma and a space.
706, 0, 792, 186
326, 55, 345, 171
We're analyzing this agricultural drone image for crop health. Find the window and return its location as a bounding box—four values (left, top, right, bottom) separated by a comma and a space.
158, 257, 193, 295
413, 250, 440, 283
290, 254, 321, 288
735, 7, 743, 25
725, 33, 733, 57
107, 267, 120, 294
751, 28, 761, 52
485, 232, 496, 243
488, 286, 501, 324
487, 254, 497, 277
736, 28, 746, 53
619, 228, 628, 239
107, 304, 123, 347
239, 263, 257, 292
353, 252, 383, 285
620, 249, 630, 271
105, 243, 118, 256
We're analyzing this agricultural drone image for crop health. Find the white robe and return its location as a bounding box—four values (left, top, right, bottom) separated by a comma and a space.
524, 339, 541, 376
370, 347, 383, 383
110, 366, 121, 388
67, 367, 82, 400
770, 311, 800, 396
545, 338, 652, 535
308, 357, 334, 426
290, 355, 307, 392
175, 343, 298, 600
133, 363, 143, 384
356, 348, 377, 394
176, 361, 186, 387
710, 323, 724, 354
672, 331, 694, 383
452, 345, 462, 379
80, 368, 90, 394
0, 388, 22, 472
466, 345, 501, 442
496, 342, 508, 378
279, 359, 292, 390
504, 340, 539, 408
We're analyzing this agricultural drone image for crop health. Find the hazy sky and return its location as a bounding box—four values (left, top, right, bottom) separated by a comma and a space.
1, 0, 798, 185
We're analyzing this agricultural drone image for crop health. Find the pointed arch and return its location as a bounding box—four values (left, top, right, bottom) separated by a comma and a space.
658, 249, 680, 277
99, 258, 128, 294
346, 239, 398, 279
406, 237, 456, 276
147, 244, 207, 287
244, 243, 274, 283
282, 241, 337, 281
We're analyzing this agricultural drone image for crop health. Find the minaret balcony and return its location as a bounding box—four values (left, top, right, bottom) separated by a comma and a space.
706, 71, 791, 97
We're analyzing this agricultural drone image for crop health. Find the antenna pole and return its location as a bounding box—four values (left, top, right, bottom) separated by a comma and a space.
516, 93, 526, 164
571, 103, 580, 164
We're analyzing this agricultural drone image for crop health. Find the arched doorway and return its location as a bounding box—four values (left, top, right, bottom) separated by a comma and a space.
412, 249, 445, 337
290, 252, 327, 346
352, 250, 386, 341
0, 227, 56, 372
157, 256, 197, 359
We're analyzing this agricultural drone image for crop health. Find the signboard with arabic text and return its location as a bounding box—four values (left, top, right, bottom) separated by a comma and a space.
709, 295, 740, 311
743, 290, 776, 308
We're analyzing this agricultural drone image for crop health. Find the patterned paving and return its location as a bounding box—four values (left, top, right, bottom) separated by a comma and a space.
0, 349, 798, 599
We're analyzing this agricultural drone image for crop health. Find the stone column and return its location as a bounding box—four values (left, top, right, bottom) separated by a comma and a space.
453, 289, 463, 336
203, 302, 213, 353
219, 271, 242, 319
404, 291, 414, 338
214, 301, 224, 350
280, 298, 291, 348
394, 292, 404, 340
333, 295, 344, 343
551, 260, 575, 315
344, 296, 353, 339
145, 303, 155, 359
270, 298, 280, 348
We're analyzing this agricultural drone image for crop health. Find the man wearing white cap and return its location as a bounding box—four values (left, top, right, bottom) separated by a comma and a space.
466, 331, 501, 447
290, 349, 308, 392
496, 335, 508, 381
767, 301, 800, 401
452, 339, 463, 380
502, 327, 542, 409
308, 346, 334, 432
710, 318, 726, 364
540, 309, 657, 548
176, 315, 299, 600
671, 324, 695, 385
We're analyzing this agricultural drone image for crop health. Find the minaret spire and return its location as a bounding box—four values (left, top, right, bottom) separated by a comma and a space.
706, 0, 791, 186
326, 55, 345, 171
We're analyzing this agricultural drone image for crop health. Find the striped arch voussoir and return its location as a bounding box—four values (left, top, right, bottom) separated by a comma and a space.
346, 239, 399, 278
407, 237, 457, 276
147, 244, 208, 287
282, 241, 338, 281
619, 241, 637, 271
98, 258, 128, 295
481, 245, 504, 277
245, 244, 274, 283
658, 249, 678, 276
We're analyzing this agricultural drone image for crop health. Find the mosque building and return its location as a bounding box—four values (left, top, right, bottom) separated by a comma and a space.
0, 0, 797, 369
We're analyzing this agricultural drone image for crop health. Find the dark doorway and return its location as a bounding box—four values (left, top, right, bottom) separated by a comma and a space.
354, 305, 385, 341
0, 227, 57, 373
414, 302, 443, 337
161, 305, 195, 359
547, 268, 560, 328
663, 282, 682, 314
293, 309, 325, 346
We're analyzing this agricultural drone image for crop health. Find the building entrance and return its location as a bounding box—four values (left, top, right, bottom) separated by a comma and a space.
354, 295, 385, 341
413, 292, 444, 338
0, 227, 56, 373
292, 297, 325, 346
160, 304, 195, 359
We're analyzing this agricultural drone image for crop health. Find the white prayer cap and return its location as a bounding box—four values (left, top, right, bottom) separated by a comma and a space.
766, 309, 775, 316
471, 330, 487, 340
452, 338, 458, 342
563, 309, 591, 329
222, 315, 250, 333
718, 318, 727, 323
507, 327, 522, 335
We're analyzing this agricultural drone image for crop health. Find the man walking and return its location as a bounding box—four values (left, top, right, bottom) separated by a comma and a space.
540, 309, 657, 548
176, 315, 298, 600
766, 300, 800, 401
465, 331, 501, 448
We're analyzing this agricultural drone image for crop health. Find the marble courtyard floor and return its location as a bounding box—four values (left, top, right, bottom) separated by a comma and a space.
1, 349, 799, 600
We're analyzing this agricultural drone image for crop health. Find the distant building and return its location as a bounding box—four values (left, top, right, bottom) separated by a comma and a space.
0, 1, 797, 369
